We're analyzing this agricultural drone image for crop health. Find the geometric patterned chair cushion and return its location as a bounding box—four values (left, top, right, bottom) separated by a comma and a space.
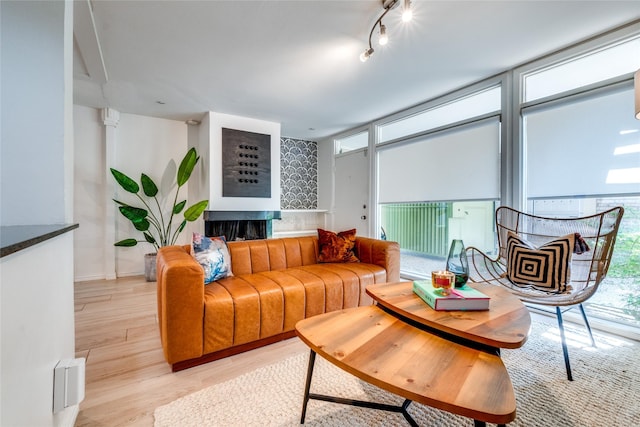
317, 228, 360, 263
506, 231, 574, 294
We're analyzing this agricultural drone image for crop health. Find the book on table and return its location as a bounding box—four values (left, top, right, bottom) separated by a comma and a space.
412, 280, 490, 311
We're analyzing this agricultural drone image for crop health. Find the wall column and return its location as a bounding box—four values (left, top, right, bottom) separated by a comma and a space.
102, 108, 119, 280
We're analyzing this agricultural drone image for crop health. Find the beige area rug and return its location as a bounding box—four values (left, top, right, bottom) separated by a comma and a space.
154, 320, 640, 426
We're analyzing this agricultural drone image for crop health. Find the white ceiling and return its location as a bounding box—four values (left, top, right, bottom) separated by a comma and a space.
73, 1, 640, 141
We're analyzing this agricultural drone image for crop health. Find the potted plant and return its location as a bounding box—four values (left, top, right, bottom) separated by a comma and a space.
110, 147, 208, 281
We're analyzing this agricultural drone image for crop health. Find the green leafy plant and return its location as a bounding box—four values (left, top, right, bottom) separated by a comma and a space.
110, 147, 208, 251
608, 233, 640, 278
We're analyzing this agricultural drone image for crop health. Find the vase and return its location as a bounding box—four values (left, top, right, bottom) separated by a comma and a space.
144, 253, 157, 282
446, 239, 469, 288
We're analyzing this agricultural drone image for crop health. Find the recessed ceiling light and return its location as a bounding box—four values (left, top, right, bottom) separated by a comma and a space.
185, 119, 201, 125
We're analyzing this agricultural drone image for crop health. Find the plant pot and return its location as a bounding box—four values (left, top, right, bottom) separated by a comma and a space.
144, 253, 157, 282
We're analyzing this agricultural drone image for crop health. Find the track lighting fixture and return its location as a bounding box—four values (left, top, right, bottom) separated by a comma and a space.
360, 0, 412, 62
360, 47, 374, 63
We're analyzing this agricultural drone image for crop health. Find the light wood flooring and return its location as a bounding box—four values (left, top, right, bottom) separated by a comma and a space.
74, 276, 307, 426
73, 275, 631, 426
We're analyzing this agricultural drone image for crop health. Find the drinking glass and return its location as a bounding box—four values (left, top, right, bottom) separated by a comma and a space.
432, 270, 455, 296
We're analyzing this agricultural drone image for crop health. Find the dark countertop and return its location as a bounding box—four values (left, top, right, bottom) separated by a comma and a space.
0, 224, 79, 258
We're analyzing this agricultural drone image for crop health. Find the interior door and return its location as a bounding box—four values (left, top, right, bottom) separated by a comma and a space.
333, 149, 369, 235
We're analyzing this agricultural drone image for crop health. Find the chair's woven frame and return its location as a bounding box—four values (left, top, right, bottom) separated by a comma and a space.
467, 206, 624, 307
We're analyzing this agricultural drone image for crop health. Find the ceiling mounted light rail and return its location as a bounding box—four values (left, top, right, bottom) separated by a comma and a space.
360, 0, 412, 62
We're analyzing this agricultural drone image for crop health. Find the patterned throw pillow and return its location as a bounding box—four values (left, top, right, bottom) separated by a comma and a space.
317, 228, 359, 263
191, 232, 233, 284
506, 231, 574, 294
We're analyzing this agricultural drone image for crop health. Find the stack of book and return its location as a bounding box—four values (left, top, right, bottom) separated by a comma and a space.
413, 280, 490, 311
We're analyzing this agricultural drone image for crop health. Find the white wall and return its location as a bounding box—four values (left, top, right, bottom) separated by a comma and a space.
73, 107, 190, 280
1, 234, 77, 427
0, 1, 78, 425
73, 109, 289, 280
1, 0, 70, 225
184, 116, 210, 240
114, 113, 189, 275
73, 106, 105, 280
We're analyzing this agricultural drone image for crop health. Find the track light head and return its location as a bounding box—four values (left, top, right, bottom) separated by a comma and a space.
402, 0, 412, 22
378, 23, 388, 46
382, 0, 399, 10
360, 47, 374, 62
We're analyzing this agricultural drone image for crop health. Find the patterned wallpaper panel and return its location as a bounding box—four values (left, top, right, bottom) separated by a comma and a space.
280, 137, 317, 209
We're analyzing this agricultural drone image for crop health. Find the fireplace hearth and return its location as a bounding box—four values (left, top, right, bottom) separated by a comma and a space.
204, 211, 281, 241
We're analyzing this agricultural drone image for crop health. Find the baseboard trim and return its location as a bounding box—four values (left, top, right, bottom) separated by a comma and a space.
74, 273, 108, 282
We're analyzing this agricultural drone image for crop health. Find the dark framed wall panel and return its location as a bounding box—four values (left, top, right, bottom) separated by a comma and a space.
222, 127, 271, 198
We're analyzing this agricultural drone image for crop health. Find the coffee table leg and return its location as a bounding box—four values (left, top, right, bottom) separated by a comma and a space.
300, 349, 317, 424
300, 349, 494, 427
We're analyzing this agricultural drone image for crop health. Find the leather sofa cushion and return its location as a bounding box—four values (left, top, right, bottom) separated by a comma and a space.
202, 262, 386, 354
227, 236, 318, 275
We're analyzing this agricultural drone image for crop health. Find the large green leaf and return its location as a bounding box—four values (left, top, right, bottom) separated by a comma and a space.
173, 200, 186, 214
115, 238, 138, 247
143, 232, 156, 244
133, 218, 150, 231
141, 173, 158, 197
118, 205, 148, 222
183, 200, 209, 221
176, 147, 199, 187
110, 168, 139, 193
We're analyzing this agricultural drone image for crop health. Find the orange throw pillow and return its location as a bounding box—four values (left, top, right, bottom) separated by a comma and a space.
317, 228, 359, 263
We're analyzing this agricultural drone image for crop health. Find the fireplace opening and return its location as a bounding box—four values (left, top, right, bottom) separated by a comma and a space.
203, 211, 281, 241
205, 220, 267, 241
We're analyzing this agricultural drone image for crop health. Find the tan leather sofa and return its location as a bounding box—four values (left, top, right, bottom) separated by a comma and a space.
156, 235, 400, 371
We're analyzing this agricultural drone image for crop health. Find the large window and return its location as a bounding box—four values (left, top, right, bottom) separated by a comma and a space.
335, 131, 368, 154
378, 120, 500, 204
378, 86, 501, 143
522, 34, 640, 327
523, 36, 640, 102
376, 87, 502, 278
524, 87, 639, 199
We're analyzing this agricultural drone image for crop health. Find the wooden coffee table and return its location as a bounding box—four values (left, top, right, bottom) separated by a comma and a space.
295, 281, 531, 426
366, 281, 531, 349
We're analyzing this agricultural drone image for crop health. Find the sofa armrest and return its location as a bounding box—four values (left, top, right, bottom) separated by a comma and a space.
156, 245, 205, 364
354, 237, 401, 282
